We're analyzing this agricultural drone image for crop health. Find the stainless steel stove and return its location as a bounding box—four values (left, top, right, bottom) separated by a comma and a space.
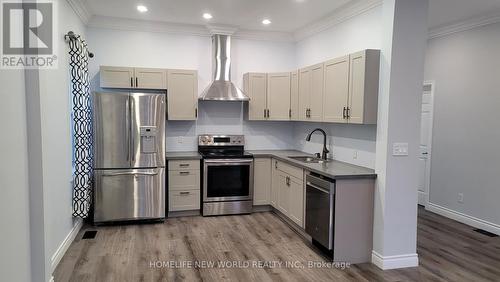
198, 135, 254, 216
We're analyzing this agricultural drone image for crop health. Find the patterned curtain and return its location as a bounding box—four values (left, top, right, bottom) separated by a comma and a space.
68, 35, 93, 218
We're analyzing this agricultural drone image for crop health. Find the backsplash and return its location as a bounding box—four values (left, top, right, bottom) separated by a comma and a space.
166, 101, 295, 151
166, 101, 377, 169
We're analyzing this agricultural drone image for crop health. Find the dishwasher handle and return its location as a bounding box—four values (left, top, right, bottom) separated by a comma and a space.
306, 182, 330, 194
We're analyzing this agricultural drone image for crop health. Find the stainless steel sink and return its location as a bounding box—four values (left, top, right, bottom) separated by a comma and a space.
288, 156, 331, 164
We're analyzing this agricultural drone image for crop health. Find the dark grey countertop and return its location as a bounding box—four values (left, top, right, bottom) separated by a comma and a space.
165, 151, 202, 160
247, 150, 376, 180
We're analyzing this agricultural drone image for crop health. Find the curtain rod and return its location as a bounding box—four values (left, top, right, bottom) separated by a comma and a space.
65, 31, 94, 58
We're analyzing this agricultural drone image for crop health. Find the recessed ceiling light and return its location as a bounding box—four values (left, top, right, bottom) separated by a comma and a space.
203, 13, 213, 20
262, 19, 271, 25
137, 5, 148, 13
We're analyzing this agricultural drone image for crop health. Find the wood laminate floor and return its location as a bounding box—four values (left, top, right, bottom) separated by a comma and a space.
54, 207, 500, 281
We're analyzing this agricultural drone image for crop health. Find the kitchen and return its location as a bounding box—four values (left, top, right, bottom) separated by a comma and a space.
3, 0, 500, 281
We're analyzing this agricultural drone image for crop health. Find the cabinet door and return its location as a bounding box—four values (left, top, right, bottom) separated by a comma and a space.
244, 73, 267, 120
271, 159, 280, 208
348, 49, 380, 124
323, 56, 349, 123
253, 158, 272, 205
290, 71, 299, 121
267, 72, 291, 121
167, 69, 198, 120
298, 67, 311, 121
288, 176, 304, 227
309, 63, 324, 122
277, 172, 290, 216
348, 51, 366, 124
100, 66, 135, 88
134, 68, 167, 89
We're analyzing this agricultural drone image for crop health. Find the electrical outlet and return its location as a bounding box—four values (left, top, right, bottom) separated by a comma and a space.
458, 193, 464, 203
392, 143, 409, 156
353, 150, 358, 160
177, 136, 183, 144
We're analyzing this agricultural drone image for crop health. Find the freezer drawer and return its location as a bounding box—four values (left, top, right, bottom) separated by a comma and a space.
94, 168, 165, 223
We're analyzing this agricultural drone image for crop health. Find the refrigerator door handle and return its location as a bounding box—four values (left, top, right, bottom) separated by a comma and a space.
125, 96, 130, 162
130, 96, 135, 163
101, 171, 159, 177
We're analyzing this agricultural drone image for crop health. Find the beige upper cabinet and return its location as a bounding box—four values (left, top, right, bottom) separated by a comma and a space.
290, 70, 299, 121
309, 63, 324, 122
298, 63, 323, 122
267, 72, 291, 120
298, 67, 311, 121
100, 66, 135, 88
100, 66, 166, 90
134, 68, 167, 89
323, 56, 350, 123
167, 69, 198, 120
347, 50, 380, 124
244, 73, 267, 120
253, 158, 272, 206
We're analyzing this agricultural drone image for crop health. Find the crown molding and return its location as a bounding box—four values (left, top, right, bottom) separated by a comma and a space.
87, 16, 211, 37
86, 16, 295, 42
293, 0, 383, 41
66, 0, 92, 25
428, 12, 500, 39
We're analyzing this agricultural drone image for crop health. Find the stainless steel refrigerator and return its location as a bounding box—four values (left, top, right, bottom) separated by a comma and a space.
92, 91, 166, 223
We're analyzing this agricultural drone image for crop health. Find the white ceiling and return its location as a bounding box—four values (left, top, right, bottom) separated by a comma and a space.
84, 0, 353, 32
82, 0, 500, 32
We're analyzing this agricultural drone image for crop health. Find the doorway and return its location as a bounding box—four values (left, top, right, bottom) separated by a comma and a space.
418, 81, 434, 206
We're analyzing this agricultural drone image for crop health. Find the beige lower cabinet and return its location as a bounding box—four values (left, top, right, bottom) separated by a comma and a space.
253, 158, 272, 205
271, 159, 304, 227
168, 159, 200, 212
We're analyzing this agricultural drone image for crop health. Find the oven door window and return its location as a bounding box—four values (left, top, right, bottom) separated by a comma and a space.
206, 164, 250, 198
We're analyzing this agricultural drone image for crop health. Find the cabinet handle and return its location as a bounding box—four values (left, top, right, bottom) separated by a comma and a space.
179, 164, 190, 167
195, 108, 198, 118
343, 107, 347, 119
130, 77, 133, 87
275, 160, 278, 169
289, 109, 292, 118
179, 191, 190, 195
135, 77, 138, 88
267, 109, 270, 118
179, 171, 190, 175
346, 107, 350, 118
264, 109, 267, 118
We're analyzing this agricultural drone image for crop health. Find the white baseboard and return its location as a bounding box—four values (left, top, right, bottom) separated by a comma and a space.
426, 202, 500, 236
371, 251, 418, 270
417, 191, 427, 206
50, 218, 83, 273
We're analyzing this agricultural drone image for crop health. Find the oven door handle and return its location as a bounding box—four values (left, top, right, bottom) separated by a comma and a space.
204, 159, 254, 164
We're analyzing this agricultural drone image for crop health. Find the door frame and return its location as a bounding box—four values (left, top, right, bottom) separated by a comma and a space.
419, 80, 435, 207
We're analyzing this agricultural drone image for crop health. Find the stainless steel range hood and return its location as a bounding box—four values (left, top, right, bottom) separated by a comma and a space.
199, 34, 249, 101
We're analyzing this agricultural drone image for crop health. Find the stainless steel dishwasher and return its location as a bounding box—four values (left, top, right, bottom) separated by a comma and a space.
305, 173, 335, 250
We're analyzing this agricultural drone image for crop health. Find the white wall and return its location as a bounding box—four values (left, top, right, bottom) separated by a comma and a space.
293, 5, 383, 168
0, 68, 32, 282
87, 28, 297, 151
424, 22, 500, 228
38, 0, 87, 275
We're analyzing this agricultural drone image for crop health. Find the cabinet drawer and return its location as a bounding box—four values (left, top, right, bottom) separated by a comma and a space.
169, 160, 200, 171
168, 170, 200, 191
169, 190, 200, 211
274, 159, 303, 181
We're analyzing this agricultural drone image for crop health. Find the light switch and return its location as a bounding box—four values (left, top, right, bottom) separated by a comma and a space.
392, 143, 409, 156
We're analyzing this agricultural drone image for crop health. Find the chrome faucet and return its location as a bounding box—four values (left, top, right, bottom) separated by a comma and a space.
306, 128, 329, 160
